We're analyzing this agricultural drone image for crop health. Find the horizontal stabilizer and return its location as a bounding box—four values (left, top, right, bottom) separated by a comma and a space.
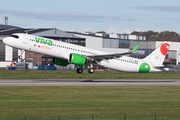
154, 65, 165, 68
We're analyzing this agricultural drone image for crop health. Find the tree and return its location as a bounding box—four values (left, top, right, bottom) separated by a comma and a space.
131, 30, 180, 42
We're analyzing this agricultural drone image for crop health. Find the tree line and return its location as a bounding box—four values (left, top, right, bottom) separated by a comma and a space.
131, 31, 180, 42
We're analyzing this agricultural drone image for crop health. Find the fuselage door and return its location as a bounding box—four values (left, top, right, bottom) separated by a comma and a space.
23, 34, 28, 44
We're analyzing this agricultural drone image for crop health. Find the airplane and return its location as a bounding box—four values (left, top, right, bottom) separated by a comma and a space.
3, 33, 170, 74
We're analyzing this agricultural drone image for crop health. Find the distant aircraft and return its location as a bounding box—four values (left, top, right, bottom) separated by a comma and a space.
3, 33, 170, 73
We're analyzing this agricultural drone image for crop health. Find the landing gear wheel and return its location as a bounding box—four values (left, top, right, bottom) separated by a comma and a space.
88, 68, 94, 73
76, 68, 83, 74
18, 55, 22, 59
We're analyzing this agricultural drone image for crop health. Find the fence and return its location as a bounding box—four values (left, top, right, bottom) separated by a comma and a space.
0, 114, 180, 120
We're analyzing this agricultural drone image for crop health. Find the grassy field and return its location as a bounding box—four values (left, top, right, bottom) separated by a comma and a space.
0, 70, 180, 79
0, 86, 180, 116
0, 71, 180, 119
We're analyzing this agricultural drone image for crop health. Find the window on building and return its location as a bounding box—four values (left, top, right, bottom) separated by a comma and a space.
13, 48, 18, 61
0, 41, 5, 61
119, 40, 130, 48
28, 52, 33, 55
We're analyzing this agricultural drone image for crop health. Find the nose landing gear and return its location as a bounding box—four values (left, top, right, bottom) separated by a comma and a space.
18, 55, 22, 59
18, 50, 25, 61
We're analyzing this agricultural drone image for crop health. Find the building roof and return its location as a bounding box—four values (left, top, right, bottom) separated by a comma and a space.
25, 28, 52, 34
0, 28, 51, 35
0, 24, 22, 29
0, 23, 83, 39
0, 28, 83, 39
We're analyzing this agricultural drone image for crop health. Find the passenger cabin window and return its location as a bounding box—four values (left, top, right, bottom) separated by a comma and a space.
10, 35, 19, 39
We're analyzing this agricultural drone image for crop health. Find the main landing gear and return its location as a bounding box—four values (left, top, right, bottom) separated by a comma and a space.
76, 65, 95, 74
88, 68, 94, 73
76, 68, 83, 74
88, 64, 94, 73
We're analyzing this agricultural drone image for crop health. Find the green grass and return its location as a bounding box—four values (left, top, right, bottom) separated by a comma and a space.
0, 71, 180, 119
0, 86, 180, 116
0, 70, 180, 79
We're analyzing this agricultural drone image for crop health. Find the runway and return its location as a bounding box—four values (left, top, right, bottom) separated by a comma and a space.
0, 79, 180, 86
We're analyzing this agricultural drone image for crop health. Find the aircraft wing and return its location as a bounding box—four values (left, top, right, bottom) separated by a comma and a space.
86, 43, 141, 62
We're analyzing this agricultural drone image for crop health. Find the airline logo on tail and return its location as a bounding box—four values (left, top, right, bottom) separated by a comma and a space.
160, 43, 170, 56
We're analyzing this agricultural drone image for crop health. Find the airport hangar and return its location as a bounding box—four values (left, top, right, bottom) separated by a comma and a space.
0, 24, 179, 69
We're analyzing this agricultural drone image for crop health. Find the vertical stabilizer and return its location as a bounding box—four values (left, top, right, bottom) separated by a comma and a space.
143, 42, 171, 65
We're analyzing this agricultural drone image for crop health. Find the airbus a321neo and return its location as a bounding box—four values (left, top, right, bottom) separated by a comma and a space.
3, 33, 170, 74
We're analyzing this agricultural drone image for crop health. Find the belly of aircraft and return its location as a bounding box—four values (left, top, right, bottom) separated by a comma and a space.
100, 59, 139, 72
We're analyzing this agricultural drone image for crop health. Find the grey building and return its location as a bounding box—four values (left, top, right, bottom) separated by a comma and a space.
72, 32, 178, 65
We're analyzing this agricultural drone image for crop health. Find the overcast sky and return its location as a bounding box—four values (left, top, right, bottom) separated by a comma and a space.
0, 0, 180, 34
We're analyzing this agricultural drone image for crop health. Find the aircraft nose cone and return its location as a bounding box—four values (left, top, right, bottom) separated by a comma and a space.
3, 37, 8, 44
3, 37, 10, 45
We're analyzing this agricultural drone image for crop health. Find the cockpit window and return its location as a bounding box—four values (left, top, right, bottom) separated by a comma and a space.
10, 35, 19, 39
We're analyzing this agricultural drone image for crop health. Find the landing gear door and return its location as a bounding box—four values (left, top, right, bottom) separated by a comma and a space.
23, 34, 28, 44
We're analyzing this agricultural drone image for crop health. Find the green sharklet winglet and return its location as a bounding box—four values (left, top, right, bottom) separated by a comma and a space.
132, 43, 141, 53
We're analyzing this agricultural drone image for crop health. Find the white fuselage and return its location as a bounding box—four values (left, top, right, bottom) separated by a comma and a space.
3, 33, 163, 72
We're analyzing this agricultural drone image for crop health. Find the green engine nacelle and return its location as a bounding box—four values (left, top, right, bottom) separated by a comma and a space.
69, 53, 86, 66
52, 57, 69, 66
